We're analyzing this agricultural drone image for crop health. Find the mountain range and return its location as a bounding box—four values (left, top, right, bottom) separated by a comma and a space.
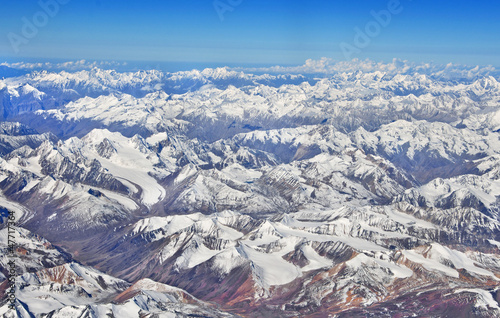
0, 61, 500, 317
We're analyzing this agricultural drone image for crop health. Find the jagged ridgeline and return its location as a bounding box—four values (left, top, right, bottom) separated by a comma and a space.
0, 62, 500, 317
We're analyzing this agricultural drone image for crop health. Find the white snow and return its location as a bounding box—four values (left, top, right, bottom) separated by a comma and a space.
300, 245, 334, 271
454, 289, 500, 310
403, 244, 497, 279
71, 129, 166, 206
238, 243, 301, 287
347, 253, 413, 278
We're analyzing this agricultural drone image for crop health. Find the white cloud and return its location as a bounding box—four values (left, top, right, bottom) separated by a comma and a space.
231, 57, 499, 80
1, 58, 498, 82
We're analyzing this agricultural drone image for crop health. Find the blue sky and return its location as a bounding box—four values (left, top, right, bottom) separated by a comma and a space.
1, 0, 499, 67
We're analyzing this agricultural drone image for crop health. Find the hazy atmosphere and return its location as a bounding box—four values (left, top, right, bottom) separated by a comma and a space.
1, 0, 499, 66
